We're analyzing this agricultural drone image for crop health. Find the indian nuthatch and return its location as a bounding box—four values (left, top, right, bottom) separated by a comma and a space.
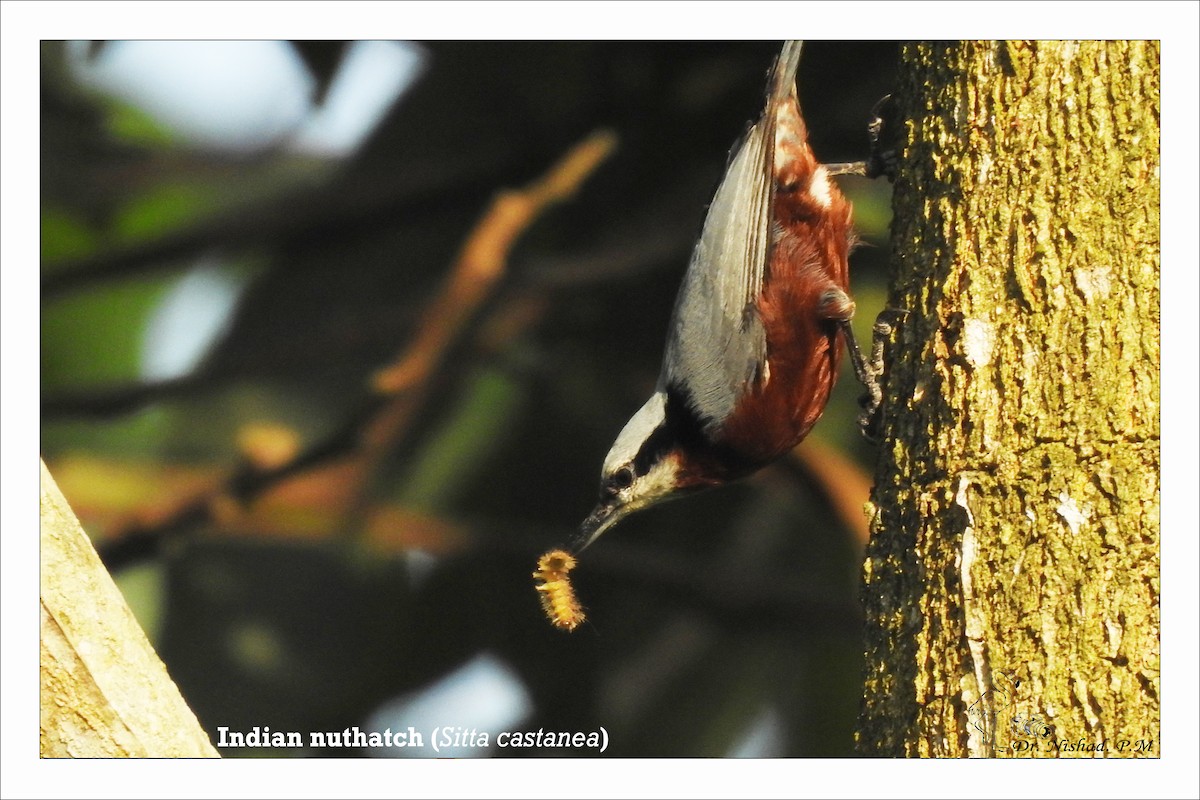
570, 40, 877, 554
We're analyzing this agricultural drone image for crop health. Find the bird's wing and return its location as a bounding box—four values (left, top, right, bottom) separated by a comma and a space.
660, 41, 802, 431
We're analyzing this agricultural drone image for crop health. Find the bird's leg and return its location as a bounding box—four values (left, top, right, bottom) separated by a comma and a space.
863, 94, 899, 181
823, 160, 869, 177
854, 307, 909, 442
817, 289, 881, 425
818, 287, 899, 443
838, 319, 880, 407
836, 317, 885, 444
848, 318, 886, 442
822, 93, 900, 182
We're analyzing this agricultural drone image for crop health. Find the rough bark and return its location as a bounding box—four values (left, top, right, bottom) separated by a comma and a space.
40, 460, 219, 757
857, 41, 1159, 757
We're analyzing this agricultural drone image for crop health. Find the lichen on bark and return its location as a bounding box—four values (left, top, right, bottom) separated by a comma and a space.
857, 41, 1159, 758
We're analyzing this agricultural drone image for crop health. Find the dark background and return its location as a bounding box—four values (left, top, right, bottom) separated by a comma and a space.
41, 40, 898, 757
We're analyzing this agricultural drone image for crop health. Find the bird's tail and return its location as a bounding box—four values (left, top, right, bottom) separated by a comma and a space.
764, 39, 812, 177
768, 40, 803, 108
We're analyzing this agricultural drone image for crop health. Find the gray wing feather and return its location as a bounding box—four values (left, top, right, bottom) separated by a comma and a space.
659, 41, 802, 431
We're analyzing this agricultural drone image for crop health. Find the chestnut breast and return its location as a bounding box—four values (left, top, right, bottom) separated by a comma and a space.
716, 158, 855, 467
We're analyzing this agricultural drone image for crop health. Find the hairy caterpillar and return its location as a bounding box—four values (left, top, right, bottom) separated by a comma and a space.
533, 549, 585, 631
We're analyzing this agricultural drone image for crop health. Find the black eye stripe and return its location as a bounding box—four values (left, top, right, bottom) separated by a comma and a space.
631, 424, 672, 476
612, 385, 751, 492
624, 386, 700, 478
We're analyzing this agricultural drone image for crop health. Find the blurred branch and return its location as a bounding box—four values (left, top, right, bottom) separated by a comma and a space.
372, 129, 617, 395
353, 130, 616, 516
787, 439, 873, 549
41, 163, 503, 300
64, 438, 863, 634
96, 130, 618, 569
42, 373, 214, 419
67, 446, 857, 634
518, 225, 686, 289
360, 129, 619, 480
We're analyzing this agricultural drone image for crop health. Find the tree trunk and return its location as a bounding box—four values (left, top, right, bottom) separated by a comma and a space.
41, 460, 219, 757
857, 41, 1159, 757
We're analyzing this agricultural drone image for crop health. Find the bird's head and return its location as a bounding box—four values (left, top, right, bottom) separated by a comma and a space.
571, 390, 745, 552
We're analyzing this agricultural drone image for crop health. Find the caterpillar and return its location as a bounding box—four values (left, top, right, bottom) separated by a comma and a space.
533, 549, 585, 631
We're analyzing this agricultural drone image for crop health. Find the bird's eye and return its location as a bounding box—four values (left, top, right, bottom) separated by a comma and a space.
610, 466, 635, 491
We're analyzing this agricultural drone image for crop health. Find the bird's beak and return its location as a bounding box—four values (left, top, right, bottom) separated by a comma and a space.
569, 497, 629, 553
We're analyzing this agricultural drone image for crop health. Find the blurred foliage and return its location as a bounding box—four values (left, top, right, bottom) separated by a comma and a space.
41, 40, 897, 757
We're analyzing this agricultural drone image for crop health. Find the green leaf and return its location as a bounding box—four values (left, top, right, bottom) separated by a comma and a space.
113, 182, 223, 244
103, 99, 177, 149
398, 367, 526, 512
41, 273, 177, 392
42, 207, 102, 264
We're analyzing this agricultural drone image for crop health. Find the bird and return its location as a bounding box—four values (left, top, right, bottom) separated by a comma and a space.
569, 40, 872, 555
